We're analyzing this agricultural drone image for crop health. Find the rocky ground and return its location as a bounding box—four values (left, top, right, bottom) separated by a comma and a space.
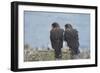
24, 46, 90, 62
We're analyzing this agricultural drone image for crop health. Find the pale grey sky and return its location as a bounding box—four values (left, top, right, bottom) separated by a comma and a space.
24, 11, 90, 49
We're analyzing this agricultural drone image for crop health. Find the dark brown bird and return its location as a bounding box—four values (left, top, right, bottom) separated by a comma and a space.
64, 24, 80, 58
50, 22, 64, 59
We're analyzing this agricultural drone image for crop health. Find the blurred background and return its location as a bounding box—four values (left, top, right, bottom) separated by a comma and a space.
24, 11, 90, 50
